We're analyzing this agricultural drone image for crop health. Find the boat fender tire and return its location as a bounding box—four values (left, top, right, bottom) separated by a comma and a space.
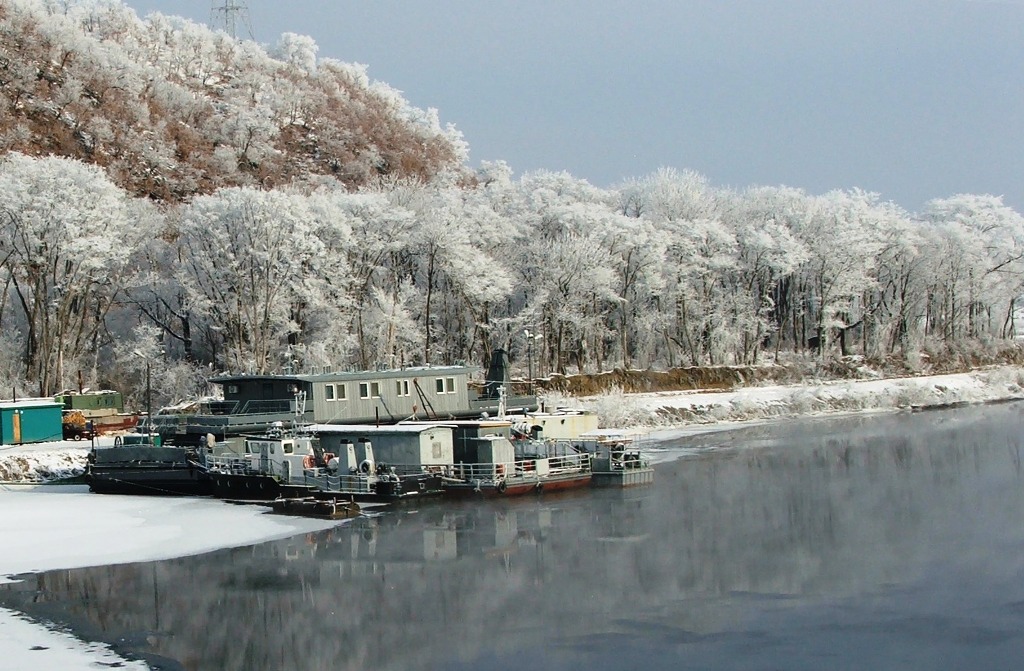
496, 479, 507, 494
359, 459, 374, 475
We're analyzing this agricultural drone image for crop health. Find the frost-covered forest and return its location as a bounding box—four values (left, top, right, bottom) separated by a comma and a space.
1, 0, 1023, 407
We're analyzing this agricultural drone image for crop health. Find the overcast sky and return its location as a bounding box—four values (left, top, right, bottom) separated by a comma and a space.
123, 0, 1024, 212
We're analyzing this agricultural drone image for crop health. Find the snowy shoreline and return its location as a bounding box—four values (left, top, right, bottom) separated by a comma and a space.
1, 367, 1022, 670
4, 367, 1024, 485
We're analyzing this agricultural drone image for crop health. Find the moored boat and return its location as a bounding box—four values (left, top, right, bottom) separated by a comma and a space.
580, 430, 655, 488
86, 433, 211, 496
442, 434, 593, 497
207, 422, 449, 503
270, 497, 361, 520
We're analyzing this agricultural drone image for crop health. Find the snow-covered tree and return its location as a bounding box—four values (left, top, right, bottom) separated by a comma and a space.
0, 152, 141, 393
175, 187, 323, 373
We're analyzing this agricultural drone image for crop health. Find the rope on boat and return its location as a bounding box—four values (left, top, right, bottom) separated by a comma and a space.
91, 476, 204, 496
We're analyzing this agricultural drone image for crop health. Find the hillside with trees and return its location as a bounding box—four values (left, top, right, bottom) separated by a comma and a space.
0, 0, 464, 200
0, 0, 1022, 411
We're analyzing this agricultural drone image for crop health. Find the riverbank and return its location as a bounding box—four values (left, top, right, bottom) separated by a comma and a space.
3, 367, 1023, 483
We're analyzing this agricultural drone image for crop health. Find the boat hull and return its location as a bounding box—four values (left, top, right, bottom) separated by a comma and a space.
86, 446, 210, 496
209, 473, 318, 501
87, 465, 210, 496
591, 466, 655, 488
210, 471, 445, 503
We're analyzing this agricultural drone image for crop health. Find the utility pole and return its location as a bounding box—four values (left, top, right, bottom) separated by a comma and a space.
211, 0, 252, 40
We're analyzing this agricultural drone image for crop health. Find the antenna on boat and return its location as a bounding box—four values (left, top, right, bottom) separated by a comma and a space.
211, 0, 253, 39
293, 390, 306, 420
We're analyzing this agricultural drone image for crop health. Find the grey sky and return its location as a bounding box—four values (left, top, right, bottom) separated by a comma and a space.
124, 0, 1024, 211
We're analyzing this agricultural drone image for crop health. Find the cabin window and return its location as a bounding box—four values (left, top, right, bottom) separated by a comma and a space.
396, 380, 410, 397
371, 382, 380, 397
435, 378, 445, 394
325, 384, 335, 401
227, 384, 239, 394
360, 382, 380, 399
283, 441, 293, 455
446, 377, 455, 393
337, 384, 347, 400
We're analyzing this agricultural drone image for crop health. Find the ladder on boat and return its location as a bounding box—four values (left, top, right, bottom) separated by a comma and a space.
412, 379, 438, 419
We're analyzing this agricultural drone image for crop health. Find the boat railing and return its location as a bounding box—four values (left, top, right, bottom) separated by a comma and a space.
455, 453, 591, 482
554, 452, 591, 473
302, 471, 374, 494
237, 399, 294, 415
206, 454, 253, 473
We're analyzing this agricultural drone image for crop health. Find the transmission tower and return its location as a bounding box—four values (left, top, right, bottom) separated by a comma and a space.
211, 0, 253, 40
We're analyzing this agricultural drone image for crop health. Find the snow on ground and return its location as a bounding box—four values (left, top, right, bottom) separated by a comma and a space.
0, 610, 150, 671
581, 366, 1024, 435
1, 365, 1022, 669
0, 435, 115, 484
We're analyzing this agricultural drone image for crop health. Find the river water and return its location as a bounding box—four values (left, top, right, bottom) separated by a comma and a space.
4, 402, 1024, 670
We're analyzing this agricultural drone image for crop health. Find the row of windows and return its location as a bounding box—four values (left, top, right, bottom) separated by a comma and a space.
323, 377, 457, 401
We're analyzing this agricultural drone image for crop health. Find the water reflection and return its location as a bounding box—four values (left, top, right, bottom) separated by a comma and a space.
5, 402, 1024, 670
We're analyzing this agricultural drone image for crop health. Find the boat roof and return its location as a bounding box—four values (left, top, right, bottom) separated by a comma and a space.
578, 429, 643, 441
309, 423, 452, 435
398, 419, 514, 428
211, 365, 477, 384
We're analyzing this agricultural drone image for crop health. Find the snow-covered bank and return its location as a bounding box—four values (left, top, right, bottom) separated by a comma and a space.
3, 368, 1023, 484
0, 435, 120, 484
581, 366, 1024, 431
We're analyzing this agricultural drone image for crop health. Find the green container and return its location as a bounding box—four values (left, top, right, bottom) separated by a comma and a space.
55, 391, 125, 414
0, 401, 63, 444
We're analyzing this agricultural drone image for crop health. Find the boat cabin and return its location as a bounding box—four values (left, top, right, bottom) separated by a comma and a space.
310, 423, 455, 472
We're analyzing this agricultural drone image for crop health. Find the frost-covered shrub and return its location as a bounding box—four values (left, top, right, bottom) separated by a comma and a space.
728, 395, 762, 419
788, 388, 824, 414
585, 385, 652, 428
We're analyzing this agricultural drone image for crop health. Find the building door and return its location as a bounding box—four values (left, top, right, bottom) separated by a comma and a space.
12, 412, 21, 444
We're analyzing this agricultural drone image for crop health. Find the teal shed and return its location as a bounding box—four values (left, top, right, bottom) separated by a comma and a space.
0, 400, 63, 444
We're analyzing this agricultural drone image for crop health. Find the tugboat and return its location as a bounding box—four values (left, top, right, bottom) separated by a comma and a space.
207, 419, 448, 503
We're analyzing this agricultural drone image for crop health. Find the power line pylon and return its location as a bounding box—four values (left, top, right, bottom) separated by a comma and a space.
210, 0, 253, 40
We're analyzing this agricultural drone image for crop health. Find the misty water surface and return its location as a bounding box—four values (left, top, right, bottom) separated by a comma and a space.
4, 401, 1024, 670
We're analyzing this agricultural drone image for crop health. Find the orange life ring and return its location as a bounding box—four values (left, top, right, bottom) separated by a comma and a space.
302, 455, 315, 469
496, 464, 505, 477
